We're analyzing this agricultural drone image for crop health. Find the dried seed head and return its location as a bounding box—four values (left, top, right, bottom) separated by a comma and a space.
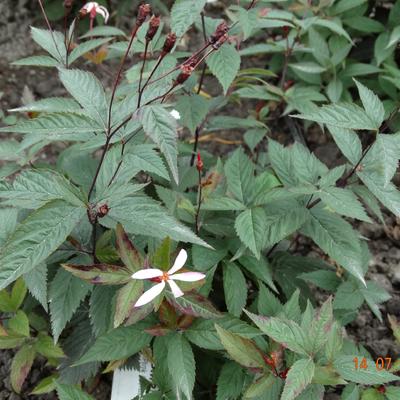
146, 16, 161, 41
64, 0, 74, 9
162, 32, 177, 54
137, 3, 152, 26
97, 204, 110, 218
210, 21, 229, 44
279, 368, 289, 379
176, 64, 194, 84
196, 152, 204, 172
212, 33, 228, 49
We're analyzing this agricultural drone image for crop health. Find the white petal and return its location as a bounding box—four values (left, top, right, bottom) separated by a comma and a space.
97, 6, 110, 22
132, 268, 163, 280
82, 2, 98, 11
168, 279, 184, 298
170, 110, 181, 120
134, 282, 165, 307
168, 249, 188, 274
170, 272, 205, 282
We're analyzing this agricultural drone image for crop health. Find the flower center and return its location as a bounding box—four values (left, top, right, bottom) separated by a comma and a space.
161, 272, 169, 282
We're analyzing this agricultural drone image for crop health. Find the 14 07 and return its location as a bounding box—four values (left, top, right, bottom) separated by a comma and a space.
353, 357, 392, 371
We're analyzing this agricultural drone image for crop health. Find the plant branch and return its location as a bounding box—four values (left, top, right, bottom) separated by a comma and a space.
137, 40, 150, 108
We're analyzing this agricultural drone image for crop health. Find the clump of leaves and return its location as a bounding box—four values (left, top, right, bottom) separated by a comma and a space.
0, 0, 399, 399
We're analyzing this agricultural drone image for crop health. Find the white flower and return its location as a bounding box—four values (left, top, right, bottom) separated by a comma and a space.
132, 249, 205, 307
170, 109, 181, 120
81, 2, 109, 23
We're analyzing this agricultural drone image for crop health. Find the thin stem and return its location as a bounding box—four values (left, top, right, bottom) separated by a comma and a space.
91, 222, 98, 262
65, 17, 79, 69
195, 169, 203, 234
137, 40, 150, 108
247, 0, 258, 10
107, 24, 140, 135
279, 30, 300, 89
140, 54, 164, 98
37, 0, 65, 65
144, 85, 177, 106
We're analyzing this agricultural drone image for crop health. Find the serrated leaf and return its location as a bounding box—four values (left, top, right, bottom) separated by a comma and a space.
12, 55, 59, 67
31, 27, 66, 64
30, 375, 57, 395
140, 105, 179, 183
167, 292, 222, 319
76, 324, 151, 365
244, 374, 276, 399
206, 43, 241, 94
293, 103, 378, 130
244, 311, 309, 356
235, 208, 266, 259
0, 200, 86, 290
68, 38, 111, 64
11, 345, 35, 393
49, 268, 92, 342
105, 196, 210, 248
10, 97, 82, 114
290, 62, 326, 74
113, 280, 144, 327
89, 286, 114, 336
167, 334, 195, 399
281, 358, 315, 400
327, 126, 362, 165
334, 355, 399, 384
301, 207, 365, 285
35, 332, 64, 358
215, 324, 265, 369
354, 80, 384, 129
62, 263, 131, 285
24, 263, 48, 311
223, 262, 247, 317
56, 383, 94, 400
217, 362, 248, 400
171, 0, 207, 36
319, 187, 371, 222
202, 196, 246, 211
115, 223, 143, 273
9, 310, 30, 337
176, 95, 210, 134
59, 69, 108, 129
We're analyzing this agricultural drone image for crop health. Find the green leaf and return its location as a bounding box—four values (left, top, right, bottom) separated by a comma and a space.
0, 200, 85, 290
293, 103, 378, 130
375, 32, 395, 66
76, 323, 151, 365
239, 255, 277, 293
319, 187, 371, 222
59, 69, 108, 129
35, 332, 65, 358
49, 268, 92, 342
223, 262, 247, 317
0, 208, 18, 249
386, 387, 400, 400
0, 169, 85, 209
31, 27, 66, 64
24, 263, 48, 311
61, 263, 131, 285
237, 7, 258, 40
206, 43, 241, 94
10, 278, 27, 311
202, 196, 246, 211
217, 362, 248, 400
0, 113, 101, 141
171, 0, 206, 36
185, 315, 260, 350
257, 283, 282, 316
309, 297, 334, 353
334, 355, 399, 384
115, 223, 143, 273
244, 311, 309, 356
176, 95, 210, 134
56, 383, 94, 400
113, 280, 144, 327
105, 196, 210, 247
235, 208, 266, 259
354, 80, 384, 129
10, 97, 82, 114
140, 105, 179, 183
244, 374, 276, 399
289, 62, 326, 74
12, 55, 59, 67
215, 324, 265, 369
224, 148, 254, 203
301, 207, 365, 285
167, 334, 195, 399
168, 292, 222, 319
30, 375, 57, 395
11, 345, 35, 393
327, 126, 362, 165
68, 38, 111, 64
9, 310, 30, 337
281, 358, 315, 400
89, 286, 114, 336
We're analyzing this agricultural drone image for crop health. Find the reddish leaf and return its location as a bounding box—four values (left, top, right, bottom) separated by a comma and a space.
11, 345, 35, 393
115, 223, 143, 272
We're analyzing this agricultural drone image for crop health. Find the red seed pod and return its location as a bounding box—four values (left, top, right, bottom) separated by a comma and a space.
377, 386, 386, 394
282, 25, 290, 36
146, 16, 161, 41
210, 21, 229, 45
137, 3, 152, 26
97, 204, 110, 218
279, 368, 289, 379
163, 32, 177, 54
196, 152, 204, 172
176, 64, 194, 85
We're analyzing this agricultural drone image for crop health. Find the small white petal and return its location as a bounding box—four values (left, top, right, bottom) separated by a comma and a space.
97, 6, 110, 22
132, 268, 163, 280
170, 110, 181, 120
168, 249, 188, 274
134, 281, 165, 307
170, 272, 205, 282
82, 2, 98, 11
168, 279, 184, 298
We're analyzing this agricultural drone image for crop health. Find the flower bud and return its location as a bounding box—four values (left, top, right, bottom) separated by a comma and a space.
196, 152, 204, 172
212, 33, 228, 49
146, 16, 160, 41
210, 21, 229, 45
176, 64, 194, 85
97, 204, 110, 218
279, 368, 289, 379
162, 32, 177, 54
137, 3, 151, 26
64, 0, 74, 10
